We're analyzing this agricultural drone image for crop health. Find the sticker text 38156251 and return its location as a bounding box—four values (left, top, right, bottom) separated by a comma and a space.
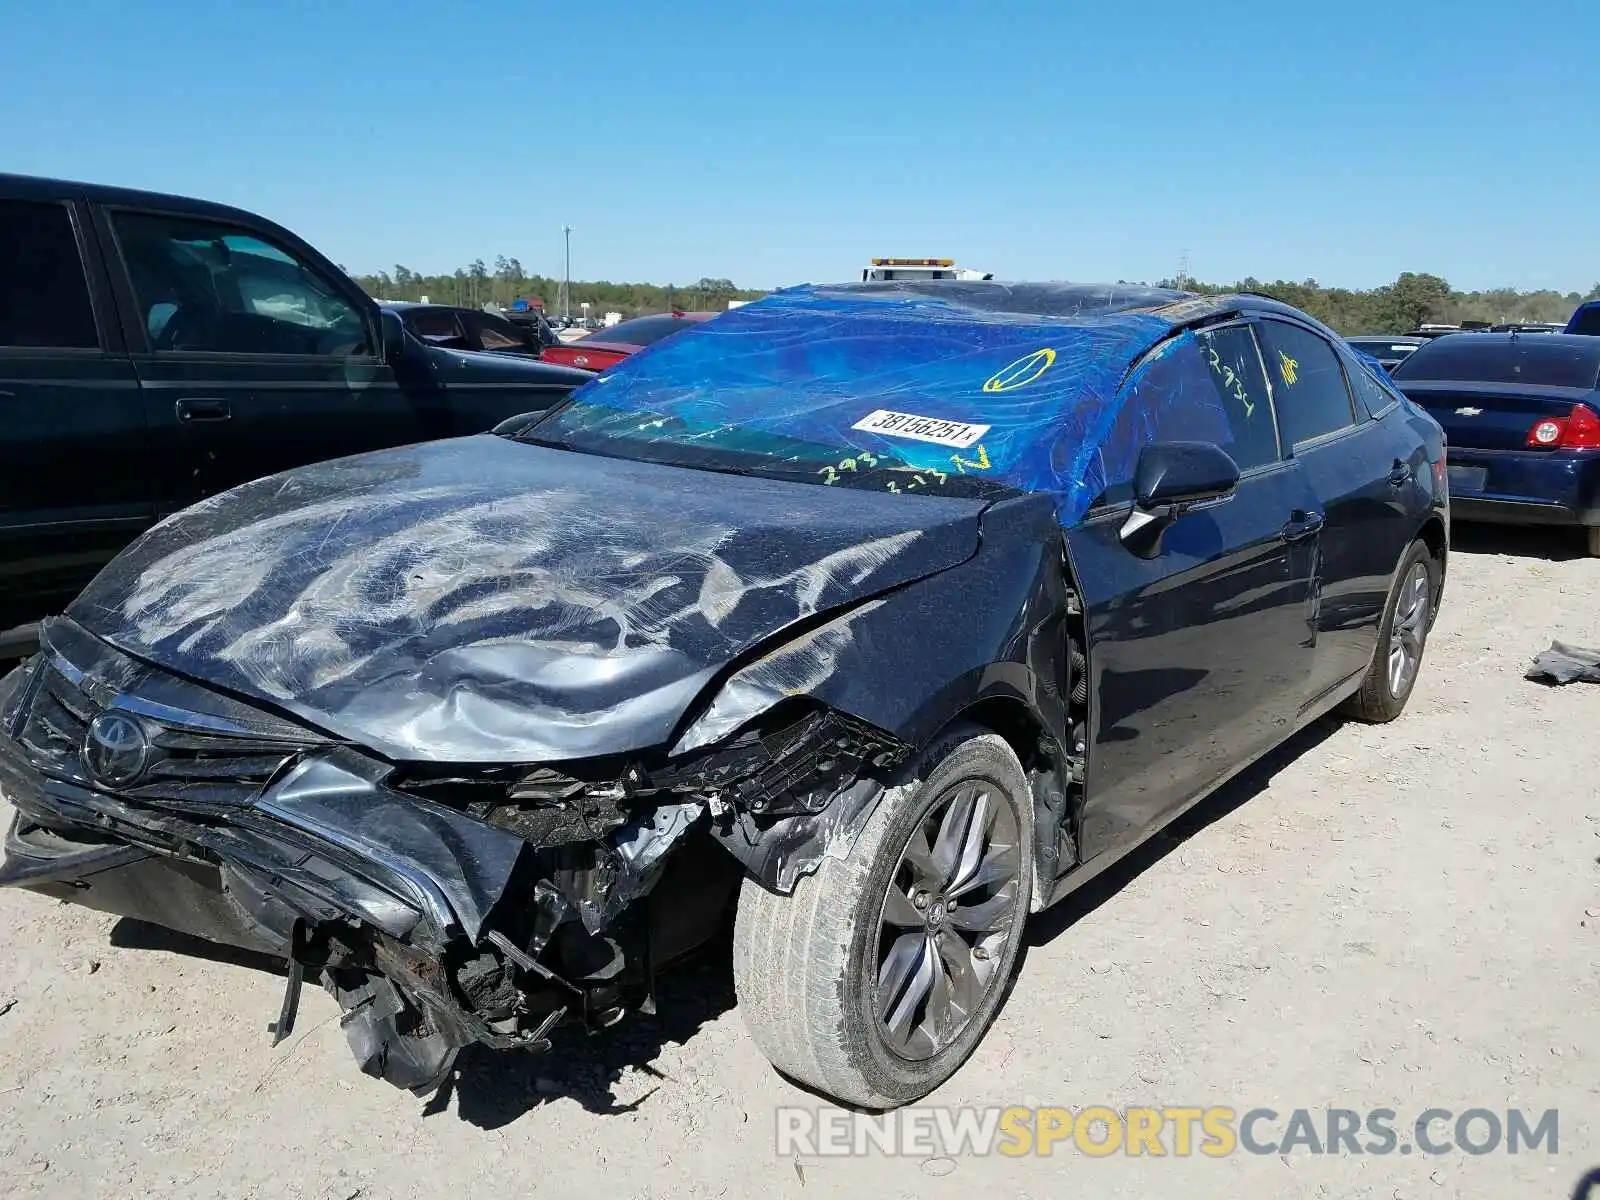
851, 409, 991, 450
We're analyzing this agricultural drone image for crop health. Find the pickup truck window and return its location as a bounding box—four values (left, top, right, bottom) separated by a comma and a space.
113, 212, 370, 356
0, 200, 99, 350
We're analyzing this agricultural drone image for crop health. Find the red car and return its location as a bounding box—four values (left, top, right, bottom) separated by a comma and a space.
542, 311, 718, 371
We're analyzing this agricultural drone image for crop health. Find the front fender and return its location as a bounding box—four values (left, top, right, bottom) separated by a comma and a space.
674, 492, 1066, 753
679, 493, 1074, 892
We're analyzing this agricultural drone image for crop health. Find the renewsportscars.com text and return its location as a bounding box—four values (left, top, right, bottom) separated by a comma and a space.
776, 1106, 1559, 1159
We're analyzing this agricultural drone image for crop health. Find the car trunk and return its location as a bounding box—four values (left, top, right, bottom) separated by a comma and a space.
544, 343, 629, 371
1394, 381, 1599, 452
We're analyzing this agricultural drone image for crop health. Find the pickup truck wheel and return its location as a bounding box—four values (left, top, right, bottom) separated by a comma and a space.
1341, 539, 1437, 723
732, 726, 1033, 1109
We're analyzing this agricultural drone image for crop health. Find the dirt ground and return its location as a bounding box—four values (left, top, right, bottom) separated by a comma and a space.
1, 524, 1596, 1199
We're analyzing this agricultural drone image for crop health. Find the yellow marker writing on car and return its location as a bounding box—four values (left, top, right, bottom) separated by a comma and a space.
984, 347, 1056, 392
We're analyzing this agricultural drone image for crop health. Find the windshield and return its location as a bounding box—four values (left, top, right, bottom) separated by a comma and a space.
522, 397, 1020, 499
512, 283, 1180, 513
1393, 335, 1600, 388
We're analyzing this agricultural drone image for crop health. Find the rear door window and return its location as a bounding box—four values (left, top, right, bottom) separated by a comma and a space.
0, 200, 100, 349
1256, 320, 1357, 446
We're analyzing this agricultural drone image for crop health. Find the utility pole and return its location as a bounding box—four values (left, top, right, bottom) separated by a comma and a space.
562, 224, 572, 323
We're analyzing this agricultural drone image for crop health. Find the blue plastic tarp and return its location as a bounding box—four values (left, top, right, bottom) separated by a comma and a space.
553, 282, 1235, 526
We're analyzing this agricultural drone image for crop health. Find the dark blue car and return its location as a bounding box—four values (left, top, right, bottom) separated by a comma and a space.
0, 281, 1448, 1107
1391, 333, 1600, 554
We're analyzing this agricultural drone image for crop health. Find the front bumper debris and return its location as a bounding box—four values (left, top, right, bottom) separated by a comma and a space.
0, 617, 904, 1094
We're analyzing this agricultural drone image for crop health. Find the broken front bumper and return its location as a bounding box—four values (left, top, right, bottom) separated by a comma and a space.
0, 632, 664, 1094
0, 732, 566, 1090
0, 617, 902, 1095
0, 747, 525, 958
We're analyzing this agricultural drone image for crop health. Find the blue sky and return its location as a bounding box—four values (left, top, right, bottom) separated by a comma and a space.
3, 0, 1595, 292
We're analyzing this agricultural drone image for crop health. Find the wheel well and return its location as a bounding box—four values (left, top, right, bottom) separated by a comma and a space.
1418, 516, 1447, 574
945, 695, 1071, 912
954, 696, 1047, 770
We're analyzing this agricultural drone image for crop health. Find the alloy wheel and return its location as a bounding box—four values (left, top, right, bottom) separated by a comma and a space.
873, 780, 1021, 1061
1387, 562, 1431, 697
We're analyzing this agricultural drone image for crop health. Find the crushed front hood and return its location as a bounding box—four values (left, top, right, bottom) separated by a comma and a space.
68, 436, 982, 762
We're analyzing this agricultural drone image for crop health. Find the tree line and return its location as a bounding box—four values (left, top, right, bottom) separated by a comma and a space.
1155, 271, 1600, 334
349, 256, 765, 317
349, 257, 1600, 335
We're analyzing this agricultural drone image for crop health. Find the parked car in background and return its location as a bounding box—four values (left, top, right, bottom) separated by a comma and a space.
1347, 335, 1425, 373
0, 281, 1447, 1108
1391, 332, 1600, 554
0, 173, 591, 653
1565, 301, 1600, 336
541, 311, 719, 371
1489, 322, 1565, 334
499, 306, 564, 350
384, 301, 557, 357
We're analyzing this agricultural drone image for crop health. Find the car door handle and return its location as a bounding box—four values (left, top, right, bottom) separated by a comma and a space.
1282, 509, 1324, 542
1388, 460, 1414, 488
175, 397, 231, 422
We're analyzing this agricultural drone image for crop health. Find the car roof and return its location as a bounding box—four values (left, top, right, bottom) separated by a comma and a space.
1, 171, 286, 230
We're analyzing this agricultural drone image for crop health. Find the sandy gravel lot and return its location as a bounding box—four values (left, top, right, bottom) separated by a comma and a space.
1, 523, 1596, 1199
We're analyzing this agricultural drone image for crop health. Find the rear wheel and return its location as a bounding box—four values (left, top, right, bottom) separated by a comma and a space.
1341, 539, 1437, 723
732, 727, 1033, 1108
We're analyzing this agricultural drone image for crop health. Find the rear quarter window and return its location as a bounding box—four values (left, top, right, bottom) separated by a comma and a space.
1342, 352, 1401, 416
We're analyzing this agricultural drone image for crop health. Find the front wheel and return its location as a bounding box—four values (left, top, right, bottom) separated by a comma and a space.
732, 727, 1034, 1108
1340, 539, 1437, 723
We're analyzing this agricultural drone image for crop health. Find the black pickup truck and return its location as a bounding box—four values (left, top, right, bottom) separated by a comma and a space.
0, 173, 591, 651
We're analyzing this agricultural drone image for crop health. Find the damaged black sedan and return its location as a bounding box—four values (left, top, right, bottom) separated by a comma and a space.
0, 282, 1447, 1108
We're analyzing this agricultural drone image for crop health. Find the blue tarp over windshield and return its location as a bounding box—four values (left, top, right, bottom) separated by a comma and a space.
562, 281, 1217, 526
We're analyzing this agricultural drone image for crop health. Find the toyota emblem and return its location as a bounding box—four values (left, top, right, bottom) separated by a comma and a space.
82, 710, 150, 788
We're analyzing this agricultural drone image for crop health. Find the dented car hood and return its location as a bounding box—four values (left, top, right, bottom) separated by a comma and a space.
66, 435, 983, 762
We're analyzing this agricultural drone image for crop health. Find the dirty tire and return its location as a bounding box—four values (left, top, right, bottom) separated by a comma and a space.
1586, 525, 1600, 558
732, 726, 1034, 1109
1340, 538, 1438, 723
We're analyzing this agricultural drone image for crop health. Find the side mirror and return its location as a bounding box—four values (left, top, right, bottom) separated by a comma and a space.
1120, 441, 1240, 557
379, 308, 408, 363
